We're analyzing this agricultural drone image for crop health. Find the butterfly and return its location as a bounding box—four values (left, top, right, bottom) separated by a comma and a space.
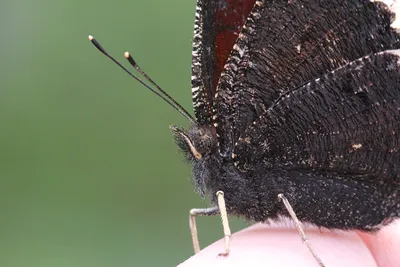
89, 0, 400, 266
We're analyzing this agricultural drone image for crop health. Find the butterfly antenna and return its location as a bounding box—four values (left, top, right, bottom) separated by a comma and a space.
123, 52, 194, 121
88, 35, 195, 123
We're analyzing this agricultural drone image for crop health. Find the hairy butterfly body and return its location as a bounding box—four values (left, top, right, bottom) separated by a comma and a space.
174, 0, 400, 237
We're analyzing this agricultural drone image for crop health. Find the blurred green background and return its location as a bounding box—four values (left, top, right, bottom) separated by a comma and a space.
0, 0, 247, 266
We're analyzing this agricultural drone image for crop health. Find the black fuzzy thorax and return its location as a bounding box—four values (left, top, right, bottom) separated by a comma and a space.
193, 147, 281, 222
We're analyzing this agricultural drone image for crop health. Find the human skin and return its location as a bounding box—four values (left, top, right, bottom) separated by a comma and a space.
178, 219, 400, 267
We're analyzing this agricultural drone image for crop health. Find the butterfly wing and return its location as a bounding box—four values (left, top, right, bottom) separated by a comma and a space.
191, 0, 256, 125
234, 50, 400, 183
215, 0, 400, 156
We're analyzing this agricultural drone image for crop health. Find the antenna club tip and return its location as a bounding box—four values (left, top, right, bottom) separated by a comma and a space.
124, 51, 130, 58
88, 35, 94, 41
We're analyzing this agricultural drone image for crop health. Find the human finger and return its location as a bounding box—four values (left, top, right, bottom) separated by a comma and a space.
178, 222, 377, 267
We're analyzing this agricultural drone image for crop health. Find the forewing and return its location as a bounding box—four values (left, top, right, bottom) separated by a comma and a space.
234, 50, 400, 183
191, 0, 256, 124
215, 0, 400, 156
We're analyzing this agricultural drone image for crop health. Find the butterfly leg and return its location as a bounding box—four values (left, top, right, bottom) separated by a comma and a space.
278, 193, 326, 267
189, 191, 231, 256
189, 206, 219, 254
216, 190, 231, 256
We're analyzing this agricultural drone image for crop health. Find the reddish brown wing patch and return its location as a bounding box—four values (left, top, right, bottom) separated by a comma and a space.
213, 0, 255, 91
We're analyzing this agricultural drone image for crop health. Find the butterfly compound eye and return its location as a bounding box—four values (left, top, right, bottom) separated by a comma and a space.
170, 126, 203, 160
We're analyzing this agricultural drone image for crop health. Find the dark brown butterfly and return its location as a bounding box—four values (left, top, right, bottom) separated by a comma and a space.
89, 0, 400, 265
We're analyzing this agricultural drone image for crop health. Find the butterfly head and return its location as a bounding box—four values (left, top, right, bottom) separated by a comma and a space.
170, 124, 217, 162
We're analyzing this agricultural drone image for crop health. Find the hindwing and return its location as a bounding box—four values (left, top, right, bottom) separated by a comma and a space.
234, 50, 400, 182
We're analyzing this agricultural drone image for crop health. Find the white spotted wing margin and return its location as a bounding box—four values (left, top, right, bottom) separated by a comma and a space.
191, 0, 212, 125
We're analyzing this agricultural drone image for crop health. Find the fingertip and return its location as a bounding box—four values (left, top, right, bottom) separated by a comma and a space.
179, 222, 376, 267
358, 219, 400, 267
